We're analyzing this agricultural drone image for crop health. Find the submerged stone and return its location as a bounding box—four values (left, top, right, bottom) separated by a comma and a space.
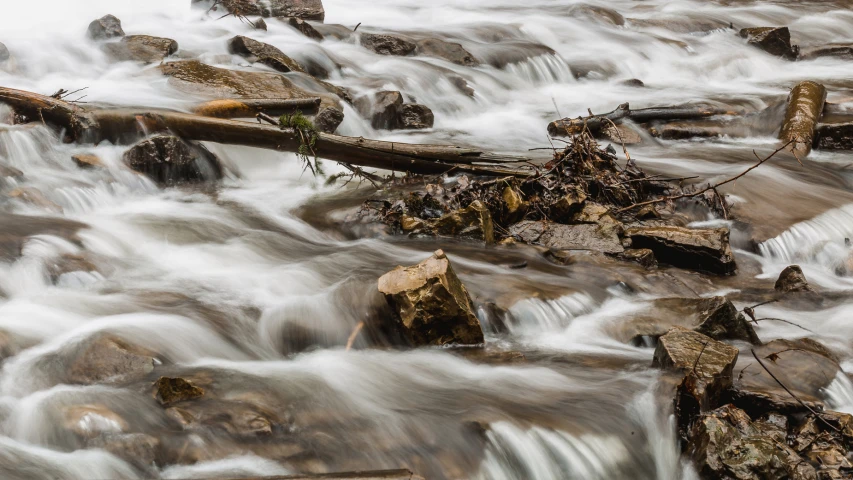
378, 249, 484, 346
415, 38, 478, 66
196, 0, 325, 21
123, 135, 223, 185
361, 33, 417, 56
67, 334, 156, 385
154, 377, 205, 406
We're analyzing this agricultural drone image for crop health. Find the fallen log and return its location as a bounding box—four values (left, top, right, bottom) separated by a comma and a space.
779, 80, 826, 158
192, 98, 322, 118
187, 469, 422, 480
547, 103, 738, 137
0, 86, 532, 177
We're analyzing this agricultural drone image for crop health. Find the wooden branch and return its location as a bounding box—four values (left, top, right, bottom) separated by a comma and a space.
547, 103, 738, 137
616, 140, 792, 213
779, 81, 826, 158
193, 98, 322, 118
0, 86, 533, 177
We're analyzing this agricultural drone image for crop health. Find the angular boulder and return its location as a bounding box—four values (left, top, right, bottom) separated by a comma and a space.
103, 35, 178, 63
624, 226, 737, 275
67, 334, 156, 385
87, 14, 125, 40
415, 38, 478, 66
378, 249, 484, 346
154, 377, 205, 406
361, 33, 417, 56
288, 17, 323, 41
227, 35, 305, 73
356, 90, 404, 130
739, 27, 798, 59
431, 200, 495, 244
501, 185, 528, 224
814, 122, 853, 151
653, 327, 739, 436
201, 0, 325, 20
775, 265, 814, 293
123, 135, 223, 185
689, 404, 817, 480
313, 106, 344, 133
399, 104, 434, 130
730, 338, 839, 416
550, 187, 587, 221
621, 248, 656, 269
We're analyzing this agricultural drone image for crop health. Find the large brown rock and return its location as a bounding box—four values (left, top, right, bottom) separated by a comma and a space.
227, 35, 305, 73
689, 404, 817, 480
739, 27, 798, 59
624, 226, 737, 275
288, 17, 324, 41
431, 200, 495, 244
199, 0, 325, 20
399, 104, 434, 130
67, 335, 156, 385
415, 38, 478, 66
775, 265, 814, 293
361, 33, 417, 56
356, 91, 403, 130
730, 338, 839, 416
509, 220, 623, 254
378, 250, 484, 346
653, 327, 739, 437
87, 15, 125, 40
123, 135, 223, 185
103, 35, 178, 63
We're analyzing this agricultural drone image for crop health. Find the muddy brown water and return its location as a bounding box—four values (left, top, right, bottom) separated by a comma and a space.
1, 0, 853, 479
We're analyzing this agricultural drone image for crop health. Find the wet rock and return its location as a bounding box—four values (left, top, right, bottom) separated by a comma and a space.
361, 33, 417, 56
378, 249, 484, 346
695, 296, 760, 344
87, 14, 125, 40
624, 226, 737, 275
450, 76, 475, 97
0, 163, 23, 179
103, 35, 178, 63
356, 91, 403, 130
567, 4, 625, 26
0, 213, 86, 261
67, 334, 156, 385
775, 265, 814, 293
47, 253, 99, 283
799, 44, 853, 61
71, 153, 104, 169
313, 106, 344, 133
628, 17, 730, 35
254, 17, 268, 31
431, 200, 495, 244
401, 215, 426, 233
621, 248, 656, 268
509, 220, 624, 254
63, 404, 129, 439
154, 377, 205, 406
0, 42, 9, 62
689, 404, 817, 480
602, 123, 642, 144
288, 17, 323, 41
815, 122, 853, 151
501, 186, 528, 224
399, 104, 435, 130
653, 327, 739, 436
415, 38, 478, 66
227, 35, 305, 73
204, 0, 325, 20
620, 78, 645, 88
739, 27, 798, 59
88, 433, 159, 471
730, 338, 839, 416
166, 400, 278, 437
123, 135, 223, 185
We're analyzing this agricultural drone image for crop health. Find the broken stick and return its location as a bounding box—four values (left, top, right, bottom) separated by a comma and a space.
547, 103, 738, 137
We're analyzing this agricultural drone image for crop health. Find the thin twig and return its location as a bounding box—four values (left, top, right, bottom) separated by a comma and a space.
346, 321, 365, 351
750, 349, 839, 432
617, 140, 794, 213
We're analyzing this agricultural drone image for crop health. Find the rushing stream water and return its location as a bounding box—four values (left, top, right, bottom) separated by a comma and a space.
1, 0, 853, 479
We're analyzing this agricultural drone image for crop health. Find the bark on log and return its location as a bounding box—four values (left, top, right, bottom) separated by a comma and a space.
192, 98, 322, 118
187, 469, 422, 480
779, 80, 826, 158
547, 103, 738, 137
0, 86, 531, 177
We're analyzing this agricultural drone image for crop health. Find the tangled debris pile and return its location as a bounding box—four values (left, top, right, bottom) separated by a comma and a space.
351, 132, 739, 274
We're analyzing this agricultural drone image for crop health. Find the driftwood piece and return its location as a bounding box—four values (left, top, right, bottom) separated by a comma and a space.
0, 86, 532, 177
779, 80, 826, 158
547, 102, 737, 137
192, 98, 322, 118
